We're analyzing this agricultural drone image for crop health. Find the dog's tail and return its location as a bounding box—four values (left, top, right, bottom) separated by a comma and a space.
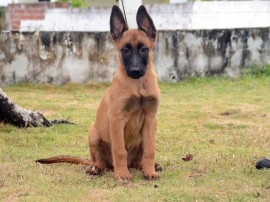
36, 155, 93, 165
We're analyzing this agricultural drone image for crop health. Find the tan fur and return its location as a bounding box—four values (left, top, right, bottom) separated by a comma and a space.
36, 5, 160, 180
88, 28, 160, 179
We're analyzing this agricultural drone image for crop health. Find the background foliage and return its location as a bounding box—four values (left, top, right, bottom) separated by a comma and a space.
57, 0, 88, 8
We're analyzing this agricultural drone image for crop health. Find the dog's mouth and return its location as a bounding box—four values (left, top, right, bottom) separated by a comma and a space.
129, 74, 144, 79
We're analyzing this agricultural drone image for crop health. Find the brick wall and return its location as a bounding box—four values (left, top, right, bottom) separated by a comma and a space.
7, 2, 70, 31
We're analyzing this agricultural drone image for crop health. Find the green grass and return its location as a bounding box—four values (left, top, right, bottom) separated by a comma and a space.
1, 74, 270, 201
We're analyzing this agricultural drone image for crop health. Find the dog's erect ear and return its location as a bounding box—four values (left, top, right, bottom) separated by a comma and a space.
110, 5, 128, 41
136, 5, 156, 39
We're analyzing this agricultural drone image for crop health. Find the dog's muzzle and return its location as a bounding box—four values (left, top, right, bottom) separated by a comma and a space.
129, 67, 144, 79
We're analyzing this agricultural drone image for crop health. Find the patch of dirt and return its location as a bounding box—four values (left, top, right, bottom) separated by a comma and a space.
220, 110, 240, 116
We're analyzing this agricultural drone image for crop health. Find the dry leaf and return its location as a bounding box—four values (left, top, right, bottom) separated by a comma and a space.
182, 153, 193, 161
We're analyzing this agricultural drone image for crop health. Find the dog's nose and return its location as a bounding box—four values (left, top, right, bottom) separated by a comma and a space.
130, 67, 141, 75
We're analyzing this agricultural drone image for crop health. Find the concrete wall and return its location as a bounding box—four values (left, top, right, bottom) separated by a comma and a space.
0, 28, 269, 85
2, 1, 270, 85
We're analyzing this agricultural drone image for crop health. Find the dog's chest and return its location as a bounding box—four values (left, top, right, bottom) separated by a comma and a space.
123, 95, 158, 113
123, 95, 158, 147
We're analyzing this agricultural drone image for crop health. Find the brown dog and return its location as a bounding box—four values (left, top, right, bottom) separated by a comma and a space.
37, 5, 161, 180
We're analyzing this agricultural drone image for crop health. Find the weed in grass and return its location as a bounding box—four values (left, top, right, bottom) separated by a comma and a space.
204, 122, 225, 130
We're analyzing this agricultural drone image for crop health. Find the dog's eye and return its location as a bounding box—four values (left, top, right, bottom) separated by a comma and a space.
121, 48, 130, 55
140, 47, 148, 55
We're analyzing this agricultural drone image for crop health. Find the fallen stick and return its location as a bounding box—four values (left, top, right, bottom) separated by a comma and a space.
0, 88, 74, 128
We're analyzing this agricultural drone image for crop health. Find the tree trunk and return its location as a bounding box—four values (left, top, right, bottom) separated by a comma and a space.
0, 88, 73, 128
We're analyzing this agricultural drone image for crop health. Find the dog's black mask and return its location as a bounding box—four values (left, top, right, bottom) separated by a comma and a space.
121, 42, 149, 79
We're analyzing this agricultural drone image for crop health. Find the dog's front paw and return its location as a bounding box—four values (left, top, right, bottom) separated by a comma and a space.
114, 170, 133, 180
143, 171, 160, 180
86, 165, 102, 175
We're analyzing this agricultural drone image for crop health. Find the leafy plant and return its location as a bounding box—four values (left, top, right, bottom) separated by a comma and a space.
57, 0, 88, 8
0, 7, 5, 31
242, 64, 270, 78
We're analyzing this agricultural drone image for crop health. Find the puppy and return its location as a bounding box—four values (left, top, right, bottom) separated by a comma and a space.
37, 5, 161, 180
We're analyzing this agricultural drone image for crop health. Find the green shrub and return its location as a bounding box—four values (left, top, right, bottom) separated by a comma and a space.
57, 0, 88, 8
242, 64, 270, 78
0, 7, 5, 31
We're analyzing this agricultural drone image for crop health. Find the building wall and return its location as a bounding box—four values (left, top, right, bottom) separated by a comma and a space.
1, 1, 270, 85
13, 1, 270, 32
0, 28, 269, 85
7, 2, 69, 31
1, 0, 39, 7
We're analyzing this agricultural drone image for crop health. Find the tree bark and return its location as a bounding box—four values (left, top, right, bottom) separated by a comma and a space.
0, 88, 73, 128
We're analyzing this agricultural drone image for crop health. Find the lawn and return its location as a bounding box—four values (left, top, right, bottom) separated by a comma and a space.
1, 72, 270, 201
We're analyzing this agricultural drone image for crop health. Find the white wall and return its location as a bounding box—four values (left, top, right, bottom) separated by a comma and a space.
118, 0, 142, 29
0, 0, 37, 6
0, 0, 17, 7
20, 1, 270, 32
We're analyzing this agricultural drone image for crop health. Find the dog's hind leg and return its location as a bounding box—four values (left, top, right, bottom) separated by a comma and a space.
86, 126, 111, 175
127, 144, 143, 169
128, 144, 162, 172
